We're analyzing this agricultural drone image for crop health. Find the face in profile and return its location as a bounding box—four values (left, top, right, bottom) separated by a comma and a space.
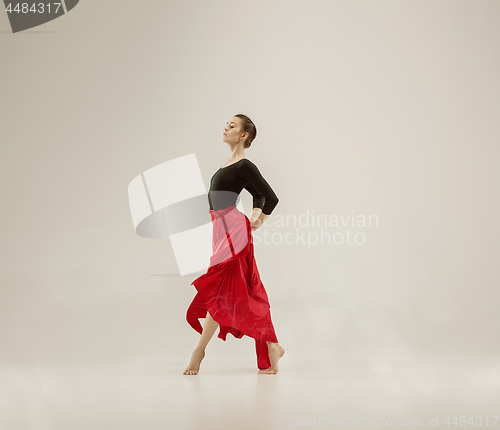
223, 117, 246, 143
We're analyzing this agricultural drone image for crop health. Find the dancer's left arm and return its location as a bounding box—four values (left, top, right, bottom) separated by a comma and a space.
249, 208, 269, 231
237, 160, 279, 230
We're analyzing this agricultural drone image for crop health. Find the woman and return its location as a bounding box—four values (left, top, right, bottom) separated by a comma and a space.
184, 114, 285, 375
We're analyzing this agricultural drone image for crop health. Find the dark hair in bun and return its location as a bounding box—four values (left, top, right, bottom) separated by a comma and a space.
234, 114, 257, 149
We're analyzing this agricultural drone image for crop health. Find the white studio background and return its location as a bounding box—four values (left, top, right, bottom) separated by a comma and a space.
0, 0, 498, 366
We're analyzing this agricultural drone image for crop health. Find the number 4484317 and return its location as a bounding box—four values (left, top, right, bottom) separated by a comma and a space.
444, 416, 499, 426
5, 3, 63, 14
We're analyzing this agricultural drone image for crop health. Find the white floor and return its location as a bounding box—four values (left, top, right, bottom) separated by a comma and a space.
2, 360, 499, 430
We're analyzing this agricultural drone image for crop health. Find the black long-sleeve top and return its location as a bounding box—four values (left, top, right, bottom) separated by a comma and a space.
208, 158, 279, 215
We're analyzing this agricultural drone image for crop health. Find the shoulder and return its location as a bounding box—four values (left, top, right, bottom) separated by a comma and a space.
238, 158, 259, 170
236, 158, 260, 178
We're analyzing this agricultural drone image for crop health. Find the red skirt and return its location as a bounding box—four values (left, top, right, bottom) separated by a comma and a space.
186, 204, 278, 370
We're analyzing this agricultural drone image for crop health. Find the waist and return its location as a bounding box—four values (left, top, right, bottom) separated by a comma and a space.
209, 204, 237, 218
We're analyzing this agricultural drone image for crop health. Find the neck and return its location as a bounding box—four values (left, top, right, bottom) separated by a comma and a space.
227, 146, 245, 162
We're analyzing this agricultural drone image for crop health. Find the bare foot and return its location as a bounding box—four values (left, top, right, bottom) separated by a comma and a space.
265, 343, 285, 374
183, 347, 205, 375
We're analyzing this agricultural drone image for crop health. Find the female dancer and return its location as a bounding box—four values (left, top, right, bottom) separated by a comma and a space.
184, 114, 285, 375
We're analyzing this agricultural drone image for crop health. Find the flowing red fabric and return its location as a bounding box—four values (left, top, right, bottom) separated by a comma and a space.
186, 204, 278, 370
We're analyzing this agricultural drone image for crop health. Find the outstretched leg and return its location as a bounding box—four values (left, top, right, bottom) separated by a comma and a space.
183, 311, 219, 375
264, 342, 285, 374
